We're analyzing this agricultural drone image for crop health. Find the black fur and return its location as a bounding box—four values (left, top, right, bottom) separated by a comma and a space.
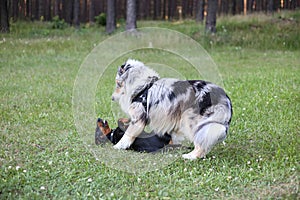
188, 80, 208, 91
199, 92, 212, 115
96, 118, 171, 153
107, 127, 171, 152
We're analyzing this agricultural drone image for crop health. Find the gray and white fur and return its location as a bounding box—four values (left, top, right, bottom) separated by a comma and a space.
112, 59, 232, 160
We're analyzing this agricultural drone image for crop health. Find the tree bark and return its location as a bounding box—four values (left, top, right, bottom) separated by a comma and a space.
54, 0, 60, 17
106, 0, 116, 34
73, 0, 80, 28
163, 0, 166, 20
45, 0, 51, 20
89, 0, 95, 24
168, 0, 176, 20
232, 0, 236, 15
11, 0, 19, 21
196, 0, 205, 22
137, 0, 142, 19
26, 0, 32, 19
268, 0, 274, 13
126, 0, 137, 31
65, 0, 73, 24
247, 0, 254, 13
0, 0, 9, 33
38, 0, 44, 20
153, 0, 161, 19
182, 0, 189, 19
206, 0, 218, 33
80, 0, 87, 22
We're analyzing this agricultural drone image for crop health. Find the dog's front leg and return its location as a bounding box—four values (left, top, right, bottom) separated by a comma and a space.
114, 102, 146, 150
113, 120, 145, 149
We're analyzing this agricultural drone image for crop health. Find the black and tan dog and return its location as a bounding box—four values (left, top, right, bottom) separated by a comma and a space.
95, 118, 172, 153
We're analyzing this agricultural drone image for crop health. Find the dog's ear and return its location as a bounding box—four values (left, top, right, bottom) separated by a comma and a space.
118, 63, 132, 76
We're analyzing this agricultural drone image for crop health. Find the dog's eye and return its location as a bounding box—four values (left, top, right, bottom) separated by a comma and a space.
116, 81, 123, 88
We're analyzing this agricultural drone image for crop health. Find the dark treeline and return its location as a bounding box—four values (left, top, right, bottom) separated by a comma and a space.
1, 0, 300, 33
6, 0, 300, 23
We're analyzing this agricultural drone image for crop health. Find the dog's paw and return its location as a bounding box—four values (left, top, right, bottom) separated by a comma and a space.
182, 153, 198, 160
113, 142, 128, 150
113, 134, 133, 150
113, 143, 124, 150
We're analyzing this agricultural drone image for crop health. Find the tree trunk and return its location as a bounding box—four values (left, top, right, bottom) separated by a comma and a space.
80, 0, 87, 22
106, 0, 116, 34
168, 0, 176, 20
126, 0, 137, 31
33, 0, 38, 20
153, 0, 161, 19
89, 0, 95, 24
38, 0, 44, 20
268, 0, 274, 13
196, 0, 205, 22
19, 0, 25, 19
236, 0, 244, 14
138, 0, 149, 19
73, 0, 80, 28
65, 0, 73, 24
45, 0, 51, 20
98, 0, 105, 14
223, 0, 229, 14
26, 0, 32, 19
247, 0, 254, 13
206, 0, 218, 33
136, 0, 141, 19
182, 0, 189, 19
0, 0, 9, 33
144, 0, 150, 19
11, 0, 19, 21
54, 0, 60, 17
232, 0, 236, 15
62, 0, 66, 20
163, 0, 166, 19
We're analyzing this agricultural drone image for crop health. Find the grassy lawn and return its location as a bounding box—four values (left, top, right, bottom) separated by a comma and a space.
1, 12, 299, 199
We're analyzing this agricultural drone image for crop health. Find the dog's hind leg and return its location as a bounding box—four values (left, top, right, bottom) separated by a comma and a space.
113, 102, 146, 150
182, 123, 227, 160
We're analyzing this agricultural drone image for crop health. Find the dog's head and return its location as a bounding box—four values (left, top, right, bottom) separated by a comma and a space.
111, 59, 159, 103
95, 118, 111, 145
97, 118, 111, 135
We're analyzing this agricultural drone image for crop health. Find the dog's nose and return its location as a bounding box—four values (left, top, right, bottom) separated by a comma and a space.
111, 96, 114, 101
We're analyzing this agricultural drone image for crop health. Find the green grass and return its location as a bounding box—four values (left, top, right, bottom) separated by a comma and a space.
1, 12, 299, 199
